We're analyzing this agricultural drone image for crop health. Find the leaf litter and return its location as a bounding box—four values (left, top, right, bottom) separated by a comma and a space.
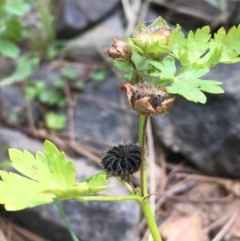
152, 163, 240, 241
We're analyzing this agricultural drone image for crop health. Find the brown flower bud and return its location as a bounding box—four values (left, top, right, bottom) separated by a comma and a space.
105, 38, 132, 61
121, 82, 175, 115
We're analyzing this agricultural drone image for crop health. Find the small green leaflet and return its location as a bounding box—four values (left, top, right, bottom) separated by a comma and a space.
0, 140, 110, 210
172, 24, 240, 67
172, 26, 212, 66
0, 37, 20, 59
131, 51, 149, 72
0, 171, 55, 211
150, 56, 176, 86
167, 65, 224, 103
113, 51, 151, 82
210, 25, 240, 63
0, 54, 40, 87
113, 60, 133, 80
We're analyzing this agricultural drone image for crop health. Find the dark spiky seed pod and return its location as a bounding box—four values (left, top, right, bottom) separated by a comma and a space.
100, 142, 141, 177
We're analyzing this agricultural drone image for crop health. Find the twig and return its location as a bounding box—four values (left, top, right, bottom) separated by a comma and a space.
121, 0, 141, 36
169, 193, 233, 204
155, 179, 197, 209
0, 230, 7, 241
159, 153, 167, 192
211, 209, 240, 241
140, 115, 149, 197
203, 211, 235, 234
64, 80, 76, 142
138, 0, 153, 23
151, 0, 213, 21
147, 117, 156, 211
22, 81, 36, 134
176, 173, 231, 183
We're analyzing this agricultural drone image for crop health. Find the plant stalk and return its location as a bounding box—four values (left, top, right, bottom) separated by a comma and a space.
139, 115, 163, 241
74, 195, 142, 203
141, 199, 162, 241
139, 115, 148, 197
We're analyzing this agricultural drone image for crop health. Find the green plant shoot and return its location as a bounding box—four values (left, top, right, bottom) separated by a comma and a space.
1, 17, 240, 241
0, 140, 110, 211
108, 17, 240, 104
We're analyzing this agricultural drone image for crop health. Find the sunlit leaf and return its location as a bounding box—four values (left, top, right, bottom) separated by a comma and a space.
0, 141, 110, 211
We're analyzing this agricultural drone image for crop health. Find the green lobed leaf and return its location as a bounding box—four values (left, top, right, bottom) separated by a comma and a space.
91, 69, 108, 82
211, 25, 240, 63
9, 149, 51, 183
0, 54, 40, 87
4, 1, 30, 16
61, 69, 78, 80
150, 56, 176, 83
0, 0, 7, 15
26, 80, 46, 100
0, 37, 20, 58
1, 19, 23, 42
113, 60, 134, 80
87, 173, 109, 193
0, 141, 110, 210
172, 24, 240, 66
167, 65, 224, 103
45, 112, 67, 130
168, 24, 182, 49
0, 171, 55, 210
44, 174, 109, 199
38, 89, 62, 105
172, 26, 213, 66
196, 80, 224, 94
167, 80, 207, 103
177, 65, 210, 79
131, 51, 150, 72
44, 140, 76, 188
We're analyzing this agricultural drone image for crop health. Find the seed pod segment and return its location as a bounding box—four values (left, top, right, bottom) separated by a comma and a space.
121, 82, 175, 115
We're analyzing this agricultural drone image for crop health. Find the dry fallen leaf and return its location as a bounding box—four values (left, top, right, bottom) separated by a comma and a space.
160, 215, 209, 241
220, 180, 240, 196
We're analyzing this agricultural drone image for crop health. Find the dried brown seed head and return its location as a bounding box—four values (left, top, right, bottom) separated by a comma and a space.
121, 82, 175, 115
105, 38, 132, 62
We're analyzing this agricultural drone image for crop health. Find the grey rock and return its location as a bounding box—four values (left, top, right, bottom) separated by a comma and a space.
153, 63, 240, 178
9, 61, 138, 150
73, 74, 138, 149
62, 11, 125, 62
0, 128, 140, 241
0, 128, 43, 165
18, 198, 139, 241
0, 62, 61, 126
56, 0, 119, 39
0, 85, 26, 122
151, 0, 240, 28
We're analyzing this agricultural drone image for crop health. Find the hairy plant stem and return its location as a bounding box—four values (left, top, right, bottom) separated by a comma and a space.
138, 115, 163, 241
139, 115, 149, 197
141, 199, 162, 241
74, 195, 142, 202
